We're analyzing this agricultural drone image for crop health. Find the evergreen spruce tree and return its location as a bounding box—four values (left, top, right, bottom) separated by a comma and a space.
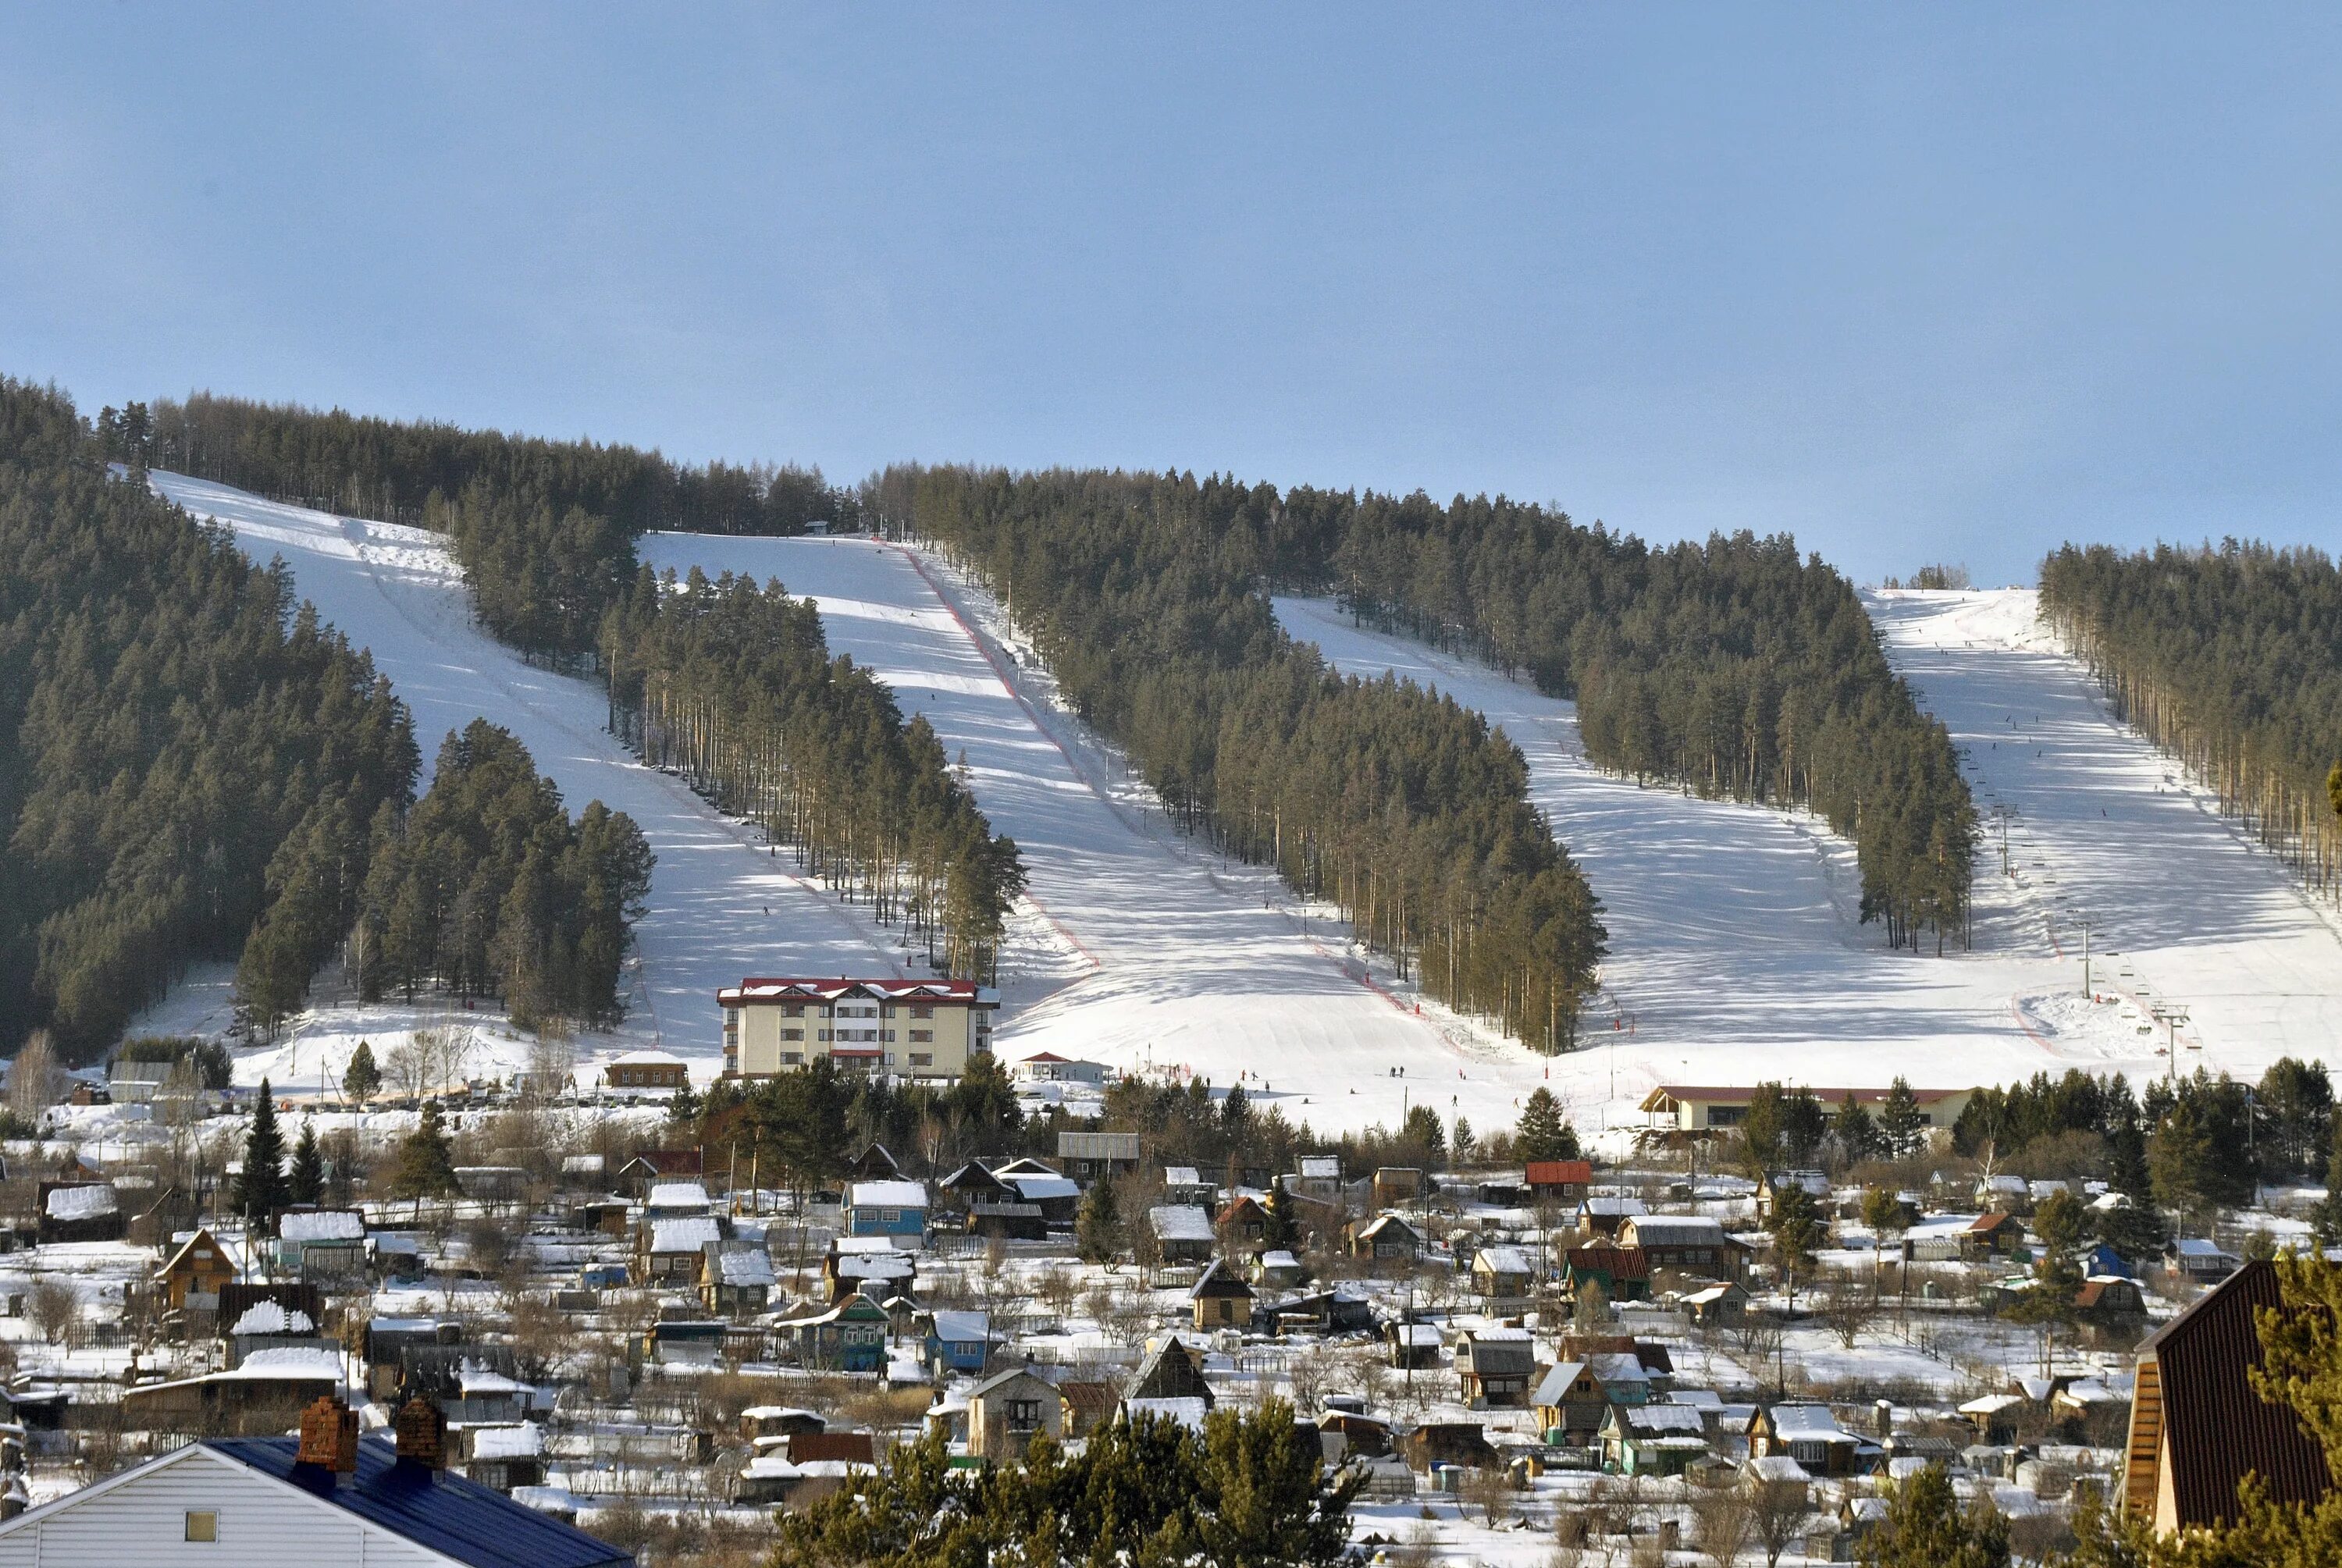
1515, 1088, 1573, 1161
234, 1079, 290, 1227
2314, 1115, 2342, 1246
1860, 1465, 2010, 1568
287, 1120, 326, 1207
1766, 1182, 1825, 1313
1878, 1077, 1927, 1159
1262, 1179, 1299, 1254
392, 1100, 461, 1203
1077, 1177, 1123, 1265
1835, 1091, 1881, 1167
342, 1040, 382, 1108
2149, 1098, 2217, 1235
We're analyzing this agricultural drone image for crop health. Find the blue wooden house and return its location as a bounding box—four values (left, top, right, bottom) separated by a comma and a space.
923, 1309, 991, 1376
846, 1180, 929, 1241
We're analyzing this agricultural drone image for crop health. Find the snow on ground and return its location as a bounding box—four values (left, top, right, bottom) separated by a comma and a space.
639, 533, 1550, 1136
1280, 588, 2342, 1127
1276, 596, 2095, 1128
1870, 588, 2342, 1084
141, 475, 906, 1087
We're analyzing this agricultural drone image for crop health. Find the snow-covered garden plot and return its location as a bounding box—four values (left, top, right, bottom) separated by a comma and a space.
1870, 588, 2342, 1083
142, 475, 905, 1085
639, 532, 1546, 1136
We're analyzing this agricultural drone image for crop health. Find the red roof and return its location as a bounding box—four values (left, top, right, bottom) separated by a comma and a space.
1526, 1161, 1593, 1186
1645, 1083, 1966, 1106
720, 977, 990, 1004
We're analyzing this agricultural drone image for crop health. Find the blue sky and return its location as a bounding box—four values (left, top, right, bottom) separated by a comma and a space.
5, 6, 2340, 584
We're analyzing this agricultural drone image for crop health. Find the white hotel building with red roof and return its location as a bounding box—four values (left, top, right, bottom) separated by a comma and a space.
718, 977, 999, 1082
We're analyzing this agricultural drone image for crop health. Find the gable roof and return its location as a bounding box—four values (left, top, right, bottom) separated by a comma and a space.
0, 1437, 632, 1568
2137, 1259, 2330, 1526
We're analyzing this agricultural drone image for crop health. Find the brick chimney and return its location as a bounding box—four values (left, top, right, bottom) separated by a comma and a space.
296, 1395, 359, 1477
393, 1395, 447, 1472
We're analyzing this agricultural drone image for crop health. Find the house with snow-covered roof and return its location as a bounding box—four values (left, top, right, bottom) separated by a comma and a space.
38, 1179, 120, 1243
1600, 1402, 1709, 1475
847, 1179, 928, 1239
1469, 1243, 1539, 1308
1454, 1327, 1536, 1409
719, 976, 998, 1082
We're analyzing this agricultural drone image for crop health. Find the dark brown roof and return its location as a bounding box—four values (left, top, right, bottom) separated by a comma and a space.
2138, 1259, 2330, 1527
1565, 1243, 1651, 1281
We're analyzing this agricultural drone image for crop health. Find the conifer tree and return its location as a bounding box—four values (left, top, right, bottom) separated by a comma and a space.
1262, 1179, 1299, 1254
287, 1120, 326, 1207
1516, 1088, 1571, 1161
235, 1079, 290, 1226
1077, 1178, 1124, 1266
342, 1040, 382, 1108
1766, 1182, 1825, 1313
1859, 1465, 2009, 1568
1835, 1091, 1881, 1166
392, 1101, 461, 1203
1878, 1077, 1927, 1158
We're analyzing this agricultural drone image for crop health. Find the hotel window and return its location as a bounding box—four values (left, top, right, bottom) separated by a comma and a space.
818, 1029, 832, 1042
881, 1029, 895, 1042
782, 1028, 803, 1041
782, 1051, 804, 1065
186, 1510, 219, 1542
912, 1004, 934, 1019
910, 1053, 933, 1067
724, 1008, 740, 1027
784, 1004, 804, 1018
909, 1029, 933, 1043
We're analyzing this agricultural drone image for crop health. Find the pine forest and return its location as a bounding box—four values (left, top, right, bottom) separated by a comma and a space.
2041, 539, 2342, 902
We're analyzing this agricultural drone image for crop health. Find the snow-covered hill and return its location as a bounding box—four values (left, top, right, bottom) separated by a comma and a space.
639, 532, 1561, 1136
1280, 588, 2342, 1121
1871, 588, 2342, 1080
136, 468, 2338, 1132
142, 474, 906, 1090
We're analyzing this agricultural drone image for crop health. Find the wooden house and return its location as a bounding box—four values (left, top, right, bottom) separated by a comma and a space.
1348, 1212, 1425, 1263
1531, 1360, 1607, 1446
1454, 1328, 1536, 1410
967, 1365, 1062, 1462
153, 1228, 238, 1316
2125, 1260, 2330, 1532
1189, 1259, 1255, 1330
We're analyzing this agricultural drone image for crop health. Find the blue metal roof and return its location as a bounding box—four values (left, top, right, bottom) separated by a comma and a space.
205, 1435, 632, 1568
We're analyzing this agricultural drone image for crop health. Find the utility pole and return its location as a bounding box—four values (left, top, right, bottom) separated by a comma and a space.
2077, 916, 2095, 997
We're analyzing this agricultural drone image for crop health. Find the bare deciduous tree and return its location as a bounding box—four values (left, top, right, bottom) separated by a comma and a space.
28, 1276, 80, 1344
8, 1031, 63, 1122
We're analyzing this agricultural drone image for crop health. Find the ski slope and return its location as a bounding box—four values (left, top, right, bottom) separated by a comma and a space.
143, 473, 903, 1086
1275, 597, 2092, 1128
1872, 588, 2342, 1082
640, 532, 1562, 1134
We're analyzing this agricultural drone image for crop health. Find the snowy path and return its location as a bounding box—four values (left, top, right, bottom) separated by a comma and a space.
641, 533, 1564, 1134
144, 474, 903, 1081
1871, 588, 2342, 1083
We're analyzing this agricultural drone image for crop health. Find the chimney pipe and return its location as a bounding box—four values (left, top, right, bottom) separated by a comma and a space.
393, 1395, 447, 1472
297, 1395, 359, 1477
